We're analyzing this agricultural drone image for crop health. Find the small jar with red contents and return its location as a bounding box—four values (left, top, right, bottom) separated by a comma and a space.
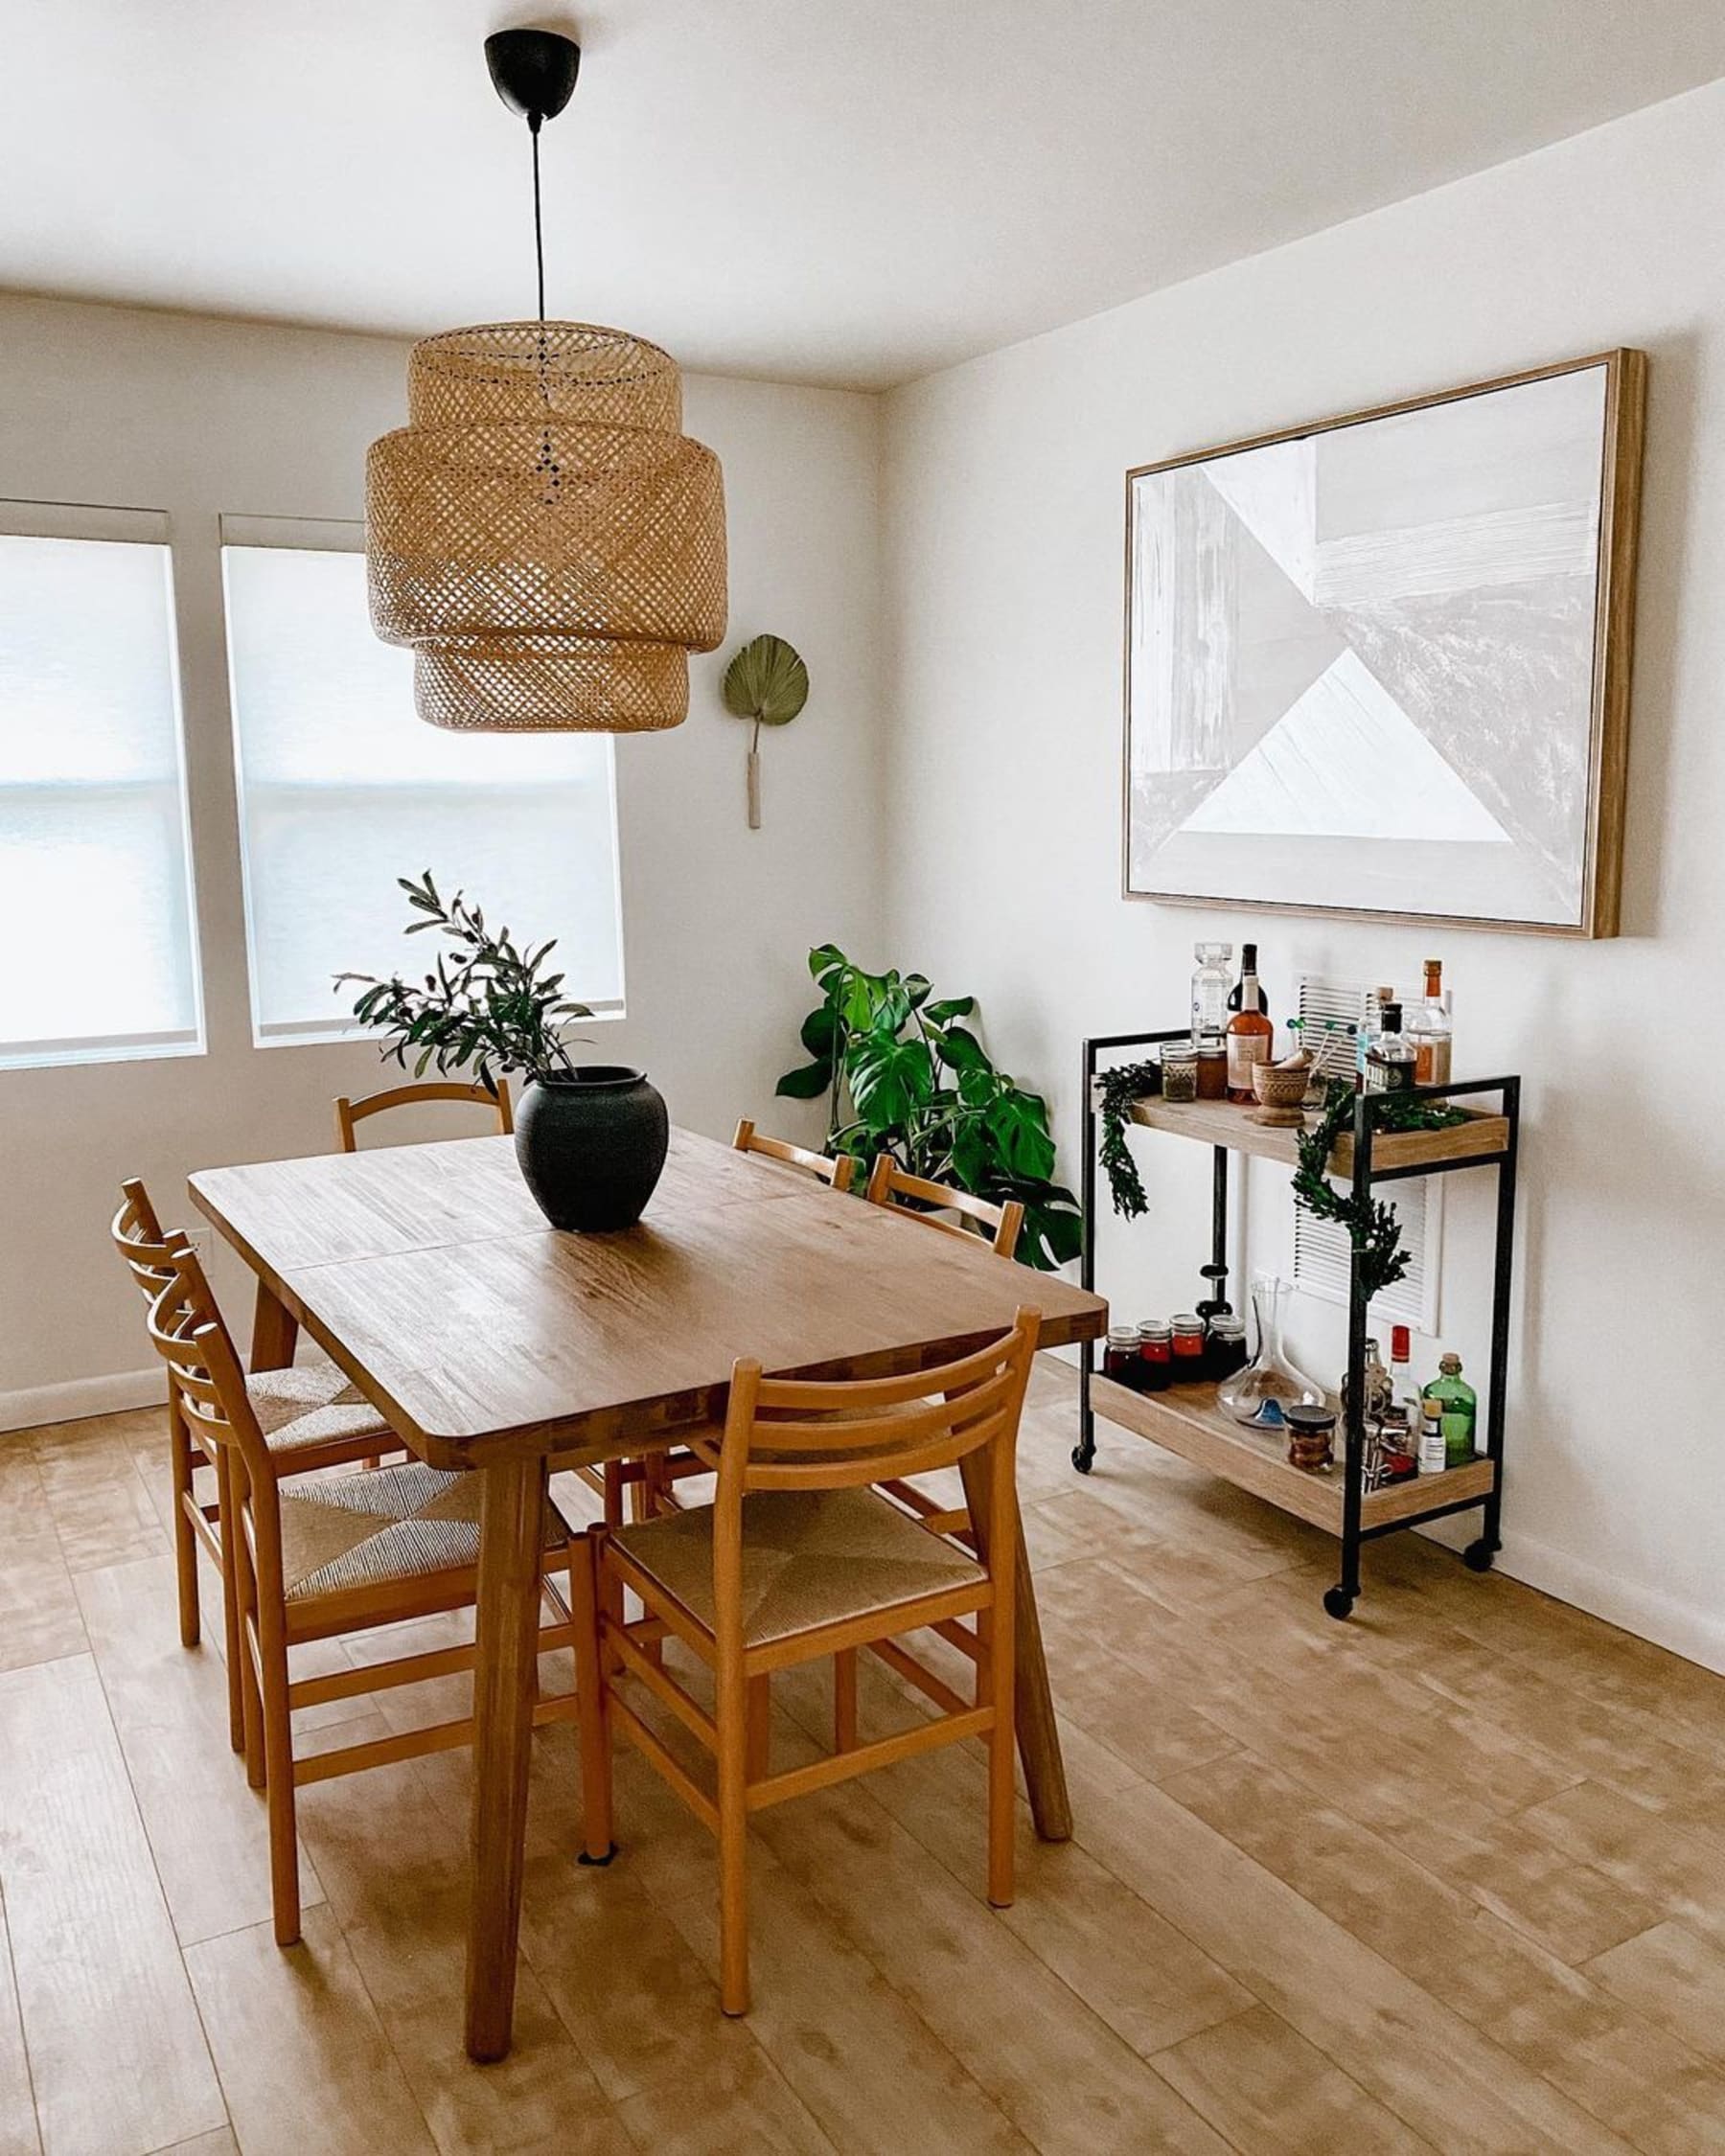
1169, 1314, 1207, 1384
1103, 1326, 1142, 1388
1137, 1319, 1172, 1391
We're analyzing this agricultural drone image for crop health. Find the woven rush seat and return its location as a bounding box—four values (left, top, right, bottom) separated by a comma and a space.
611, 1485, 983, 1649
247, 1364, 393, 1457
281, 1460, 568, 1604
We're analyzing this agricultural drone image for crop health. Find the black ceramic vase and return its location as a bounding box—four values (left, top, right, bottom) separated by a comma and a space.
514, 1067, 669, 1231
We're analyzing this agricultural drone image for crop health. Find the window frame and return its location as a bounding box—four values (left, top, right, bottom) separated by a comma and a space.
0, 497, 205, 1072
218, 514, 627, 1051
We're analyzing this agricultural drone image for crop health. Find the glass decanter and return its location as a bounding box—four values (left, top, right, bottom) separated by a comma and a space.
1218, 1273, 1327, 1432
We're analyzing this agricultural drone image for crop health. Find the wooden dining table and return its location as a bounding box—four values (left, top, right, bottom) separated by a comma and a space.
190, 1126, 1108, 2059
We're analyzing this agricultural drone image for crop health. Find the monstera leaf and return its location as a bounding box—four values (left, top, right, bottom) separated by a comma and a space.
723, 634, 809, 727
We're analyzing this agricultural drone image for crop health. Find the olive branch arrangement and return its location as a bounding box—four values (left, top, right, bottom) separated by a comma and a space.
1292, 1079, 1468, 1302
335, 872, 593, 1089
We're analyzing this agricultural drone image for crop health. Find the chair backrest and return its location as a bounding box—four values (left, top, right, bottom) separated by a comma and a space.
732, 1118, 855, 1192
144, 1247, 285, 1592
864, 1154, 1024, 1260
111, 1178, 180, 1305
334, 1077, 514, 1152
686, 1311, 1041, 1654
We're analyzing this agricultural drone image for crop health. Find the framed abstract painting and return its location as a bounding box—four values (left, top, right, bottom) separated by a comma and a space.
1122, 349, 1645, 935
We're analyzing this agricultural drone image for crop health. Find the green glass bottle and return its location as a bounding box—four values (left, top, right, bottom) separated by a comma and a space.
1426, 1352, 1477, 1468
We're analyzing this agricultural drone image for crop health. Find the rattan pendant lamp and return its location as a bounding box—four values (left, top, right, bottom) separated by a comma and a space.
366, 28, 726, 731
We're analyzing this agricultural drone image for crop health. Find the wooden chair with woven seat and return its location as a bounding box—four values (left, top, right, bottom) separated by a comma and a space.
583, 1120, 859, 1531
334, 1076, 514, 1152
581, 1308, 1041, 2014
110, 1179, 409, 1753
144, 1240, 598, 1946
862, 1154, 1024, 1543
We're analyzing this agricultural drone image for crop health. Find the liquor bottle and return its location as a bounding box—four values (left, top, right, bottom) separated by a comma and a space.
1225, 950, 1274, 1101
1426, 1352, 1477, 1467
1409, 958, 1453, 1086
1388, 1324, 1418, 1416
1346, 1336, 1392, 1417
1190, 942, 1233, 1045
1226, 942, 1271, 1018
1366, 1002, 1416, 1092
1355, 985, 1392, 1091
1416, 1399, 1446, 1475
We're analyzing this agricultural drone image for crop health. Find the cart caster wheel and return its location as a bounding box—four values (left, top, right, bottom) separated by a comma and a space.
1322, 1588, 1354, 1621
1462, 1540, 1496, 1573
1070, 1445, 1094, 1475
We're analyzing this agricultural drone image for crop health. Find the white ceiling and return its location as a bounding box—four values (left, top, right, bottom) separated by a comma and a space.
3, 1, 1723, 391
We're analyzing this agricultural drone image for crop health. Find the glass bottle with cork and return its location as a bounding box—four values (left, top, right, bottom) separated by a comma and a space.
1409, 958, 1453, 1086
1425, 1352, 1478, 1467
1366, 1002, 1417, 1092
1225, 944, 1274, 1102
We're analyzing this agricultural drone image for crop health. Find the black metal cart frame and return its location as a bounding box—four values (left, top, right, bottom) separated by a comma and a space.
1074, 1029, 1521, 1618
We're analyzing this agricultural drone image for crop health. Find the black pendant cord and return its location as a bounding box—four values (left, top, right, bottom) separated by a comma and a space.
530, 118, 546, 324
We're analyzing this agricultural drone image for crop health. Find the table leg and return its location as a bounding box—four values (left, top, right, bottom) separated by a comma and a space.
956, 1449, 1071, 1843
465, 1455, 549, 2062
248, 1280, 299, 1373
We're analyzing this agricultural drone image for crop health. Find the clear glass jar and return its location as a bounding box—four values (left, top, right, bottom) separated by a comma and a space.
1170, 1313, 1207, 1383
1218, 1273, 1328, 1430
1206, 1314, 1248, 1381
1137, 1319, 1172, 1392
1160, 1043, 1198, 1103
1194, 1043, 1229, 1100
1103, 1325, 1142, 1388
1190, 942, 1233, 1044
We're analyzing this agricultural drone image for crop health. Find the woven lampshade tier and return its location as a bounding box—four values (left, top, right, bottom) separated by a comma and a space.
367, 322, 727, 731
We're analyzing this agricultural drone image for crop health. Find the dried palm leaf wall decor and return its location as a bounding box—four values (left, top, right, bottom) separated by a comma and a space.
366, 30, 727, 732
722, 633, 809, 826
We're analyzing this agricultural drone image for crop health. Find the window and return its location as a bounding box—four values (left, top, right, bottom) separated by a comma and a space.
221, 521, 625, 1046
0, 504, 202, 1069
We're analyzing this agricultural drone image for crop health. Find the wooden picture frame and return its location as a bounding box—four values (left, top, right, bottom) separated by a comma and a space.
1121, 348, 1645, 936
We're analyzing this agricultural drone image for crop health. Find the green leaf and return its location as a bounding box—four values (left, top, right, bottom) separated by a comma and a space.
923, 996, 976, 1023
722, 634, 810, 727
985, 1090, 1056, 1181
774, 1062, 833, 1101
848, 1035, 933, 1130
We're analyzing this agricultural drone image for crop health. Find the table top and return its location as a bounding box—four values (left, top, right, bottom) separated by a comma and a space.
190, 1129, 1108, 1469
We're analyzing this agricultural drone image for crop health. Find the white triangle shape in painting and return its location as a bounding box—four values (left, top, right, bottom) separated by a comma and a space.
1201, 439, 1318, 601
1182, 649, 1513, 843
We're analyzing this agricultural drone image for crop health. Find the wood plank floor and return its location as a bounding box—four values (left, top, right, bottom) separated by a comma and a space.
3, 1370, 1724, 2154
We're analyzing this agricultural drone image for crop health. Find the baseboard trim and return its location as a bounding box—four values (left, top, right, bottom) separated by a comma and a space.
0, 1366, 166, 1435
1490, 1529, 1725, 1679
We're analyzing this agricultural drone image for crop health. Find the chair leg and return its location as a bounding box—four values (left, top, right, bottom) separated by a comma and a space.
834, 1648, 858, 1754
258, 1615, 301, 1946
572, 1531, 614, 1863
745, 1675, 771, 1781
717, 1661, 750, 2016
603, 1462, 625, 1530
168, 1402, 200, 1650
211, 1450, 246, 1754
985, 1607, 1016, 1911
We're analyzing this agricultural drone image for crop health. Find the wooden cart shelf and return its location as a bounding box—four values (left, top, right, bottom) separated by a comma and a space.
1090, 1372, 1497, 1535
1124, 1093, 1510, 1176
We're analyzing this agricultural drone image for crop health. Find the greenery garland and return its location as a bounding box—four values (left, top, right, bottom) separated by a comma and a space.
1097, 1060, 1164, 1222
1293, 1079, 1468, 1302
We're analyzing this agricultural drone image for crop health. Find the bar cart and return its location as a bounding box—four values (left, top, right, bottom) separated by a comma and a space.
1074, 1029, 1521, 1618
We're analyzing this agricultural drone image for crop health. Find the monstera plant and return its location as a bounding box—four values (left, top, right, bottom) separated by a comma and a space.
776, 943, 1082, 1272
723, 632, 809, 827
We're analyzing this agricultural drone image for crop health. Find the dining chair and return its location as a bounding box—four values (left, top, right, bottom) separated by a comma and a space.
581, 1309, 1042, 2014
732, 1116, 857, 1191
144, 1240, 593, 1948
584, 1121, 859, 1531
111, 1180, 408, 1751
334, 1076, 514, 1153
862, 1155, 1025, 1541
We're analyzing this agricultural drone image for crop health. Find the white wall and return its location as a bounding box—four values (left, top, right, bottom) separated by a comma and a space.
881, 81, 1725, 1668
0, 296, 884, 1419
